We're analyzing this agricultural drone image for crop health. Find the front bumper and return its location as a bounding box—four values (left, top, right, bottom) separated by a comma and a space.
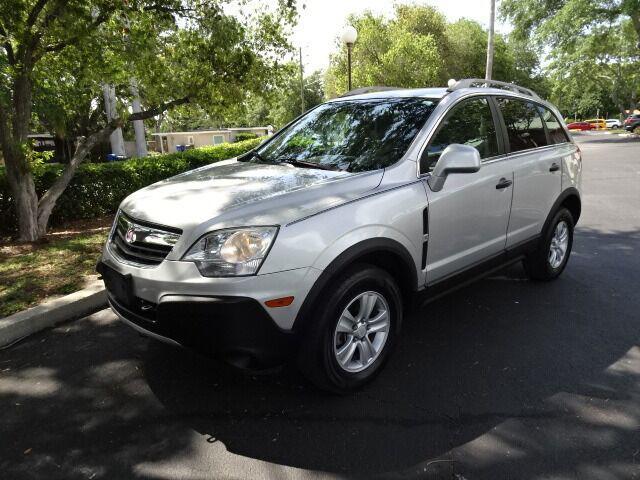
100, 243, 322, 331
104, 286, 295, 367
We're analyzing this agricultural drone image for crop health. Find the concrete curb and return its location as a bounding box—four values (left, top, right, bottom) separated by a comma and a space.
0, 281, 107, 348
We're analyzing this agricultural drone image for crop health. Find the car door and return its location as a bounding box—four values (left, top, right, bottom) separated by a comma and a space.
494, 98, 563, 247
420, 96, 514, 284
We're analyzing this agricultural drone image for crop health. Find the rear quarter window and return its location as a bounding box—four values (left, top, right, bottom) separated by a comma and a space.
538, 106, 570, 144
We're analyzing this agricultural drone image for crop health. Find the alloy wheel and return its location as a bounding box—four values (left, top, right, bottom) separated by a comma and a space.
333, 291, 390, 373
548, 220, 569, 269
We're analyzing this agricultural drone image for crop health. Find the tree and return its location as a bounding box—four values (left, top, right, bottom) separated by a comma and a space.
502, 0, 640, 116
501, 0, 640, 50
324, 5, 546, 98
0, 0, 296, 241
221, 64, 325, 128
324, 7, 445, 96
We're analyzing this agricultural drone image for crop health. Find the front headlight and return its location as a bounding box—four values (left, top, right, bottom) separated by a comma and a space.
182, 226, 278, 277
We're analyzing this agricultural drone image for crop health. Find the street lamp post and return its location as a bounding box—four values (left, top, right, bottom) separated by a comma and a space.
340, 26, 358, 92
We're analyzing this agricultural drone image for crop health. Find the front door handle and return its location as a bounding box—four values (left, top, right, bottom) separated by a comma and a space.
549, 163, 560, 172
496, 178, 513, 189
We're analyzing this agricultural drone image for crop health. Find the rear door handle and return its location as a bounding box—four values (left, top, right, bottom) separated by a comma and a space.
549, 163, 560, 172
496, 178, 513, 189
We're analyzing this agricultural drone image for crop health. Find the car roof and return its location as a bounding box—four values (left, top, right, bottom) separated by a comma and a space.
326, 86, 552, 106
326, 88, 449, 102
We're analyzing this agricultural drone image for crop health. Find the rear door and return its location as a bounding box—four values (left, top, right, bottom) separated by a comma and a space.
421, 96, 514, 283
494, 97, 563, 247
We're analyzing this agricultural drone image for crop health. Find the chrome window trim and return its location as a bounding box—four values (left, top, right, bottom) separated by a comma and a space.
415, 92, 574, 178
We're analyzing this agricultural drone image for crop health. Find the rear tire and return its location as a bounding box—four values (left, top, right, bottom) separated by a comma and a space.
297, 264, 402, 394
524, 208, 574, 281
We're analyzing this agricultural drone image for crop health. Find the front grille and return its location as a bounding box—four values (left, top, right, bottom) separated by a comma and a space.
109, 212, 181, 266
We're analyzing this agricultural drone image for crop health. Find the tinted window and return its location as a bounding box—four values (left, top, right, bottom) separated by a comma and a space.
252, 97, 438, 172
497, 98, 548, 152
538, 106, 569, 144
421, 97, 499, 173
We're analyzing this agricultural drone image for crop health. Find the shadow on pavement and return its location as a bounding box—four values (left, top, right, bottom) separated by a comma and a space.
0, 227, 639, 479
142, 226, 640, 476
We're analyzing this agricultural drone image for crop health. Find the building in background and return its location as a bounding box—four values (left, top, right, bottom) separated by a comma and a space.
151, 126, 272, 153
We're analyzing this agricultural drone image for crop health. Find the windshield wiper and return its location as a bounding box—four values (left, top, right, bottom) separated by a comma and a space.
281, 159, 341, 171
251, 151, 272, 163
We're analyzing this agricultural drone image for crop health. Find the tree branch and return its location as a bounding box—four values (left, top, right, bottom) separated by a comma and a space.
36, 119, 120, 232
25, 0, 51, 30
0, 23, 15, 64
36, 94, 191, 233
39, 10, 110, 56
127, 95, 191, 121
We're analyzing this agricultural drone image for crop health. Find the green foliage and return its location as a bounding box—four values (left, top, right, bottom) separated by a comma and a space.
234, 132, 259, 142
501, 0, 640, 116
224, 66, 326, 129
1, 0, 296, 153
0, 139, 262, 235
324, 5, 547, 97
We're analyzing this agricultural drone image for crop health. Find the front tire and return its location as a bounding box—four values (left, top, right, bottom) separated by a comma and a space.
297, 264, 402, 393
525, 208, 574, 281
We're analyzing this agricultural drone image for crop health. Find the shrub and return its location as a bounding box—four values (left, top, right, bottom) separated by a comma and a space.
0, 138, 261, 235
234, 132, 259, 142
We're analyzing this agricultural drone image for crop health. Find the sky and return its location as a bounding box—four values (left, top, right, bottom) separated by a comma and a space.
292, 0, 512, 72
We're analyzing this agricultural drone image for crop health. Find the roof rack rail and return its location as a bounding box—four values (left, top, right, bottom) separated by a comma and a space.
339, 86, 403, 98
447, 78, 541, 100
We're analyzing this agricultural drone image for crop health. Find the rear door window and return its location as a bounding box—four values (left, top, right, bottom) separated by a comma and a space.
497, 98, 549, 152
538, 106, 569, 144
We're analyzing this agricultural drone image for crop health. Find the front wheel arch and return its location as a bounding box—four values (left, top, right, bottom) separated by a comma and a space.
292, 238, 417, 336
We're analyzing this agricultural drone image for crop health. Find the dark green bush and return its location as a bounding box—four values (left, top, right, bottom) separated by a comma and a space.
234, 132, 259, 142
0, 138, 261, 235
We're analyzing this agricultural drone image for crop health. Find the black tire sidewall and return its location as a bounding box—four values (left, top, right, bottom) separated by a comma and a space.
306, 265, 402, 392
535, 208, 574, 279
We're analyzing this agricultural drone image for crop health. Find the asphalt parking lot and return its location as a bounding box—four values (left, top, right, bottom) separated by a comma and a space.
1, 132, 639, 480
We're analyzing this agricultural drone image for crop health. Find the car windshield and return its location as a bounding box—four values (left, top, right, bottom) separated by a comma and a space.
247, 97, 438, 172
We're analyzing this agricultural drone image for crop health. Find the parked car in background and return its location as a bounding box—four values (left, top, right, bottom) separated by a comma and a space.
624, 114, 640, 133
605, 119, 622, 129
584, 119, 606, 130
566, 121, 595, 131
98, 79, 582, 393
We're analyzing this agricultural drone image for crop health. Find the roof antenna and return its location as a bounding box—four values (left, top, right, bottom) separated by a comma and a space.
447, 79, 457, 89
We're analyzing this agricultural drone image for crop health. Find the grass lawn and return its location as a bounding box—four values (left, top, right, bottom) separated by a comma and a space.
0, 216, 113, 318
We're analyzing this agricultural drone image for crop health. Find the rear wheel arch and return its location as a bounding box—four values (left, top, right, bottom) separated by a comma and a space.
293, 238, 418, 334
544, 187, 581, 231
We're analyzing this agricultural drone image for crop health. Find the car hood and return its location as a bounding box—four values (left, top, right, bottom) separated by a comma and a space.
119, 159, 383, 231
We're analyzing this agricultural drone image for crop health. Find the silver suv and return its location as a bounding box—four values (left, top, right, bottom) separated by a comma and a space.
98, 79, 582, 392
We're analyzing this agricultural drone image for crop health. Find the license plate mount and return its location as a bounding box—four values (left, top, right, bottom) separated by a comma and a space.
100, 263, 134, 307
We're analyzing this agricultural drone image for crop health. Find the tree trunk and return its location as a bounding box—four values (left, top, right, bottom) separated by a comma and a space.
102, 84, 126, 156
130, 79, 148, 157
36, 122, 119, 235
2, 68, 42, 242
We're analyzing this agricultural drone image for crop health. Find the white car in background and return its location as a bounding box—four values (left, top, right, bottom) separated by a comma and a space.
606, 119, 622, 129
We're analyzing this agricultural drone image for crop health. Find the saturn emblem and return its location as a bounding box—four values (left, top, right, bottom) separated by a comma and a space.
125, 227, 136, 243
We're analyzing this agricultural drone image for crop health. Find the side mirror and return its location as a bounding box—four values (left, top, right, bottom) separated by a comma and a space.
427, 144, 481, 192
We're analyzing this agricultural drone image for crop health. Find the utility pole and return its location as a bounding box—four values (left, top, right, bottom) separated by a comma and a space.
299, 47, 305, 115
485, 0, 496, 81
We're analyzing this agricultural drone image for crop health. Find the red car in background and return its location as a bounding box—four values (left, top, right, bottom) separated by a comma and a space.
566, 121, 596, 131
624, 114, 640, 132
